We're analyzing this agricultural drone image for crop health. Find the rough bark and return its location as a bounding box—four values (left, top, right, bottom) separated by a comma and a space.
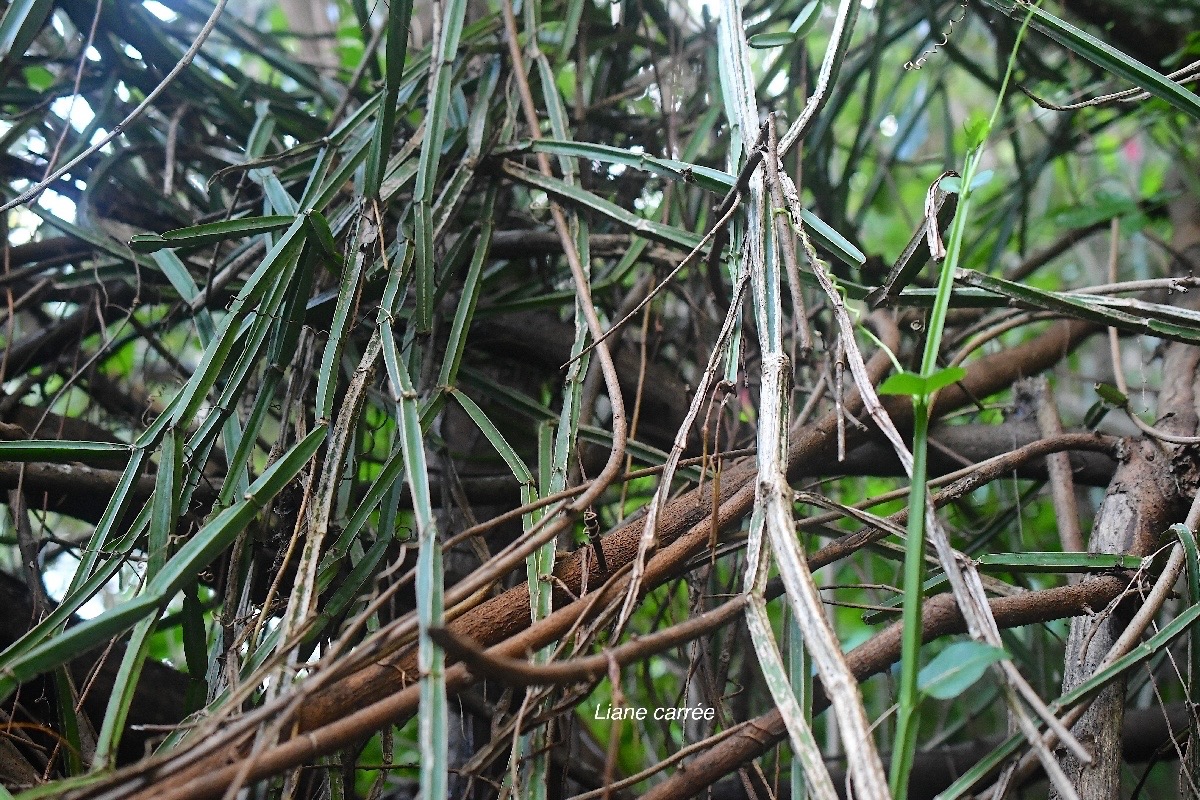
1049, 439, 1183, 800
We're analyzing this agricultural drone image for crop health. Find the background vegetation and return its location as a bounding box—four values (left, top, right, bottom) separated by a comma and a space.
1, 0, 1199, 797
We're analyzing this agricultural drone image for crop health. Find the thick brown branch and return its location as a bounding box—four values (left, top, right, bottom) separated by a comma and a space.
429, 594, 748, 687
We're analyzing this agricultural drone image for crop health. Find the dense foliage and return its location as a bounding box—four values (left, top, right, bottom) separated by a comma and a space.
1, 0, 1199, 797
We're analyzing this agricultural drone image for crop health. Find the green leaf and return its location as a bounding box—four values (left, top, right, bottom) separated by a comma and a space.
364, 0, 414, 197
149, 424, 327, 600
799, 207, 865, 268
1094, 382, 1129, 408
22, 64, 52, 91
510, 139, 736, 195
956, 269, 1200, 347
976, 552, 1144, 573
389, 326, 448, 800
1050, 192, 1139, 229
1171, 523, 1200, 730
314, 215, 365, 421
51, 669, 85, 776
181, 587, 208, 680
0, 594, 162, 702
513, 143, 868, 268
785, 0, 824, 38
1083, 399, 1112, 430
304, 210, 338, 258
938, 600, 1200, 799
437, 192, 494, 388
129, 216, 295, 253
413, 0, 469, 334
0, 440, 131, 465
92, 618, 157, 769
0, 427, 328, 706
877, 366, 965, 397
500, 159, 864, 268
918, 641, 1007, 699
963, 112, 990, 149
145, 430, 181, 579
924, 366, 967, 393
878, 371, 927, 396
748, 31, 799, 48
449, 389, 534, 485
171, 215, 308, 427
152, 250, 218, 341
501, 159, 703, 251
748, 0, 822, 48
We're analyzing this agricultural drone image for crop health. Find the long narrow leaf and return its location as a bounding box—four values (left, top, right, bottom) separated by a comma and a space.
0, 441, 130, 464
365, 0, 414, 196
413, 0, 469, 332
957, 268, 1200, 346
391, 347, 447, 800
129, 216, 295, 253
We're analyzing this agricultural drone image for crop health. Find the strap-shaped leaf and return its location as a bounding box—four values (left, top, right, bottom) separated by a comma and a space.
956, 268, 1200, 346
0, 440, 131, 464
129, 215, 295, 253
0, 594, 163, 703
172, 215, 308, 427
501, 159, 705, 252
502, 147, 865, 268
510, 139, 737, 194
364, 0, 414, 197
975, 552, 1145, 573
449, 389, 534, 485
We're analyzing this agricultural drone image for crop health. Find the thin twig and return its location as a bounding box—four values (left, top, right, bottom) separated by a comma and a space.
1033, 377, 1084, 555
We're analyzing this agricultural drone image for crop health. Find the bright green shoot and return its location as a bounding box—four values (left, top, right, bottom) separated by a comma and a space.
887, 6, 1039, 798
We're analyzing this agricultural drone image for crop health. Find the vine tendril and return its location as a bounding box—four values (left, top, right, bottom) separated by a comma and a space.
906, 2, 969, 70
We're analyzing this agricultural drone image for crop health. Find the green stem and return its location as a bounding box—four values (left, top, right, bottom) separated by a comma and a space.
890, 9, 1037, 798
889, 397, 930, 800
